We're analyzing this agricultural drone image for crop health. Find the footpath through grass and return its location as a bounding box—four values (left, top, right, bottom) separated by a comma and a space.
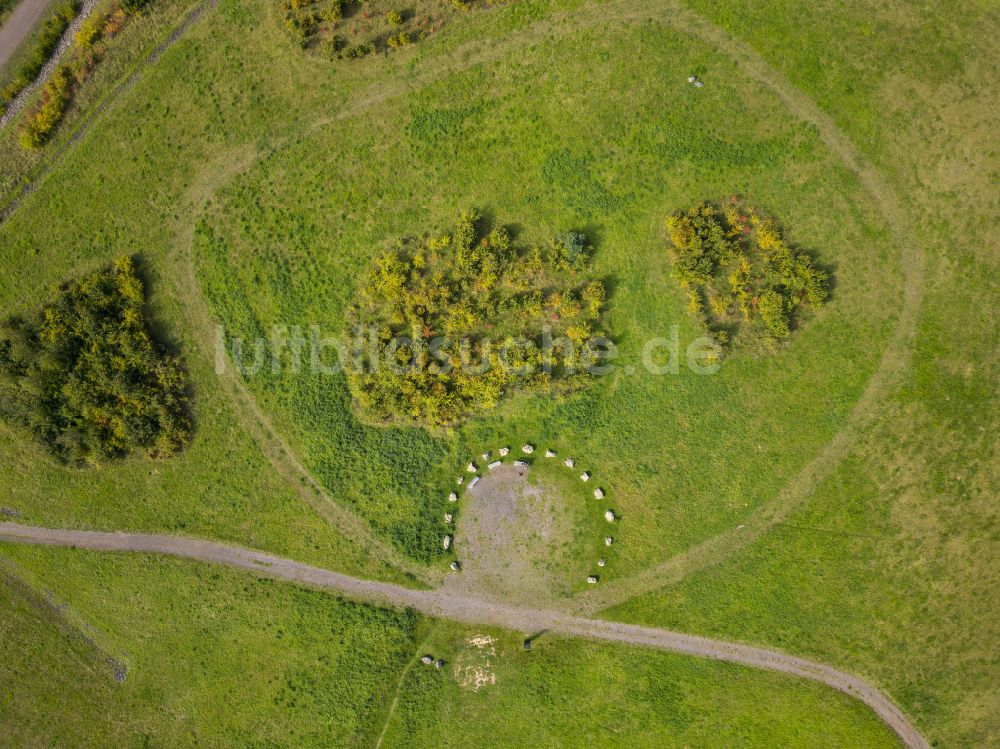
0, 544, 906, 748
194, 8, 898, 568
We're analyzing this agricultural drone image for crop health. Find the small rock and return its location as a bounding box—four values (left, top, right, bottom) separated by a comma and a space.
488, 460, 502, 470
467, 462, 478, 473
448, 492, 458, 502
443, 535, 452, 550
564, 458, 575, 468
482, 451, 491, 460
604, 510, 616, 523
450, 561, 461, 572
521, 444, 535, 454
694, 80, 704, 88
604, 536, 614, 546
421, 655, 433, 665
444, 513, 453, 523
108, 658, 127, 683
580, 471, 590, 482
587, 576, 599, 584
468, 476, 480, 488
598, 558, 606, 567
499, 447, 510, 457
593, 488, 605, 500
456, 476, 464, 486
545, 449, 556, 458
687, 75, 696, 83
435, 659, 445, 669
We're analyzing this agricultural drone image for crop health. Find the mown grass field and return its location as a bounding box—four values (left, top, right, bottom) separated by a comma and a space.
0, 0, 995, 746
379, 619, 904, 748
600, 1, 1000, 745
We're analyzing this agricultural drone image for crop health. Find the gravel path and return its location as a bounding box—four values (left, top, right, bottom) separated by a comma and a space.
0, 0, 99, 129
0, 522, 929, 749
0, 0, 52, 71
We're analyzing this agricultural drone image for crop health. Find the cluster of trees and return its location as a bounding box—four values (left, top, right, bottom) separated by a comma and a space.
281, 0, 512, 59
346, 211, 609, 428
20, 0, 137, 149
0, 257, 191, 466
666, 199, 830, 344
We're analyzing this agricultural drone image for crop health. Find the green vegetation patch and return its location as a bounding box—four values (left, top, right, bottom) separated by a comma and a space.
280, 0, 510, 59
345, 211, 608, 428
0, 256, 191, 465
192, 17, 896, 568
0, 546, 421, 747
666, 198, 830, 346
379, 622, 904, 748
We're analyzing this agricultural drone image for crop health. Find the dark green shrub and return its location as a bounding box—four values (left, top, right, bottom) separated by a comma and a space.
0, 256, 192, 465
665, 198, 829, 344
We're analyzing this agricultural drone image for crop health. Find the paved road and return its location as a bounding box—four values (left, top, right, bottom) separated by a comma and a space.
0, 522, 929, 749
0, 0, 49, 71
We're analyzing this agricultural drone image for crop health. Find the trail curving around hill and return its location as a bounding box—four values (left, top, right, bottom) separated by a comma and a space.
176, 0, 926, 614
0, 522, 929, 749
0, 3, 927, 740
570, 0, 925, 616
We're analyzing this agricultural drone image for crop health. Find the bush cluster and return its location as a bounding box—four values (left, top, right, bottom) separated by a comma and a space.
666, 199, 830, 344
385, 30, 410, 48
345, 211, 608, 428
281, 0, 343, 47
282, 0, 512, 59
0, 257, 192, 466
18, 65, 72, 149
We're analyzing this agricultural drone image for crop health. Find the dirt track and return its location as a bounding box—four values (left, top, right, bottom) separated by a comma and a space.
0, 522, 929, 749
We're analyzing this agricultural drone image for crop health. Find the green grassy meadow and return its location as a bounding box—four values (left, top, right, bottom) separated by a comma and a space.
194, 14, 899, 566
1, 545, 420, 747
379, 619, 904, 748
0, 0, 995, 746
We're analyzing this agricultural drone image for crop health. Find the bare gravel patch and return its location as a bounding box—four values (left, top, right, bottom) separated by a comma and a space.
443, 465, 579, 607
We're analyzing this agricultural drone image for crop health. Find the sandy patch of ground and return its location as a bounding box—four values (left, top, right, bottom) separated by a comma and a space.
453, 634, 498, 692
443, 465, 579, 606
